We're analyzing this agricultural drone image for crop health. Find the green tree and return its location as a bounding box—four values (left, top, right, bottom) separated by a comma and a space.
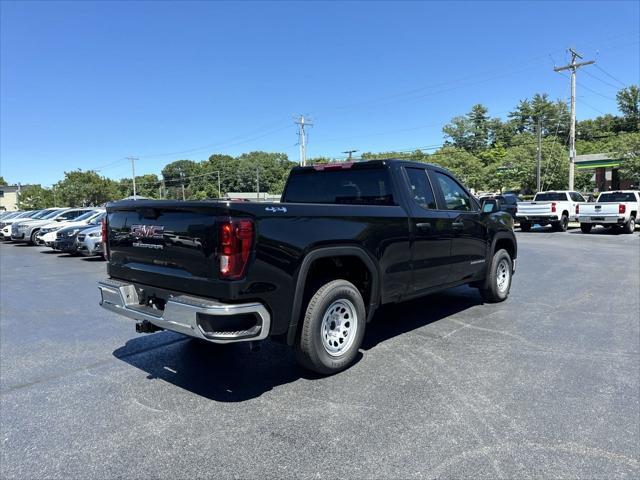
0, 176, 7, 186
616, 85, 640, 131
508, 93, 569, 138
55, 170, 120, 206
610, 132, 640, 186
161, 160, 201, 199
17, 185, 54, 209
118, 174, 161, 199
429, 147, 484, 191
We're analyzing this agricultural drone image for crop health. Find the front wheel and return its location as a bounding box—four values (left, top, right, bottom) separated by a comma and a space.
295, 279, 366, 375
29, 229, 40, 245
580, 223, 593, 234
478, 249, 513, 303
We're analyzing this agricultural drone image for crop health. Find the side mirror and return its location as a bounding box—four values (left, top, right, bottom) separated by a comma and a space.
55, 217, 64, 222
481, 198, 500, 214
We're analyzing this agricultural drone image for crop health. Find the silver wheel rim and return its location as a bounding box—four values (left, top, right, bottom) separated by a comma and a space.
321, 299, 358, 357
496, 259, 510, 294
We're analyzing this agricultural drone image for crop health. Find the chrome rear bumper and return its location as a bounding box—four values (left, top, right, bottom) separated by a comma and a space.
98, 278, 270, 344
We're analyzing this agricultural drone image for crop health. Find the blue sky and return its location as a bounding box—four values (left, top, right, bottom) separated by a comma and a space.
1, 0, 638, 185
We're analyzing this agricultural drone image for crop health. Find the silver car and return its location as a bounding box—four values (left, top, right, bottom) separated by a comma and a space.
12, 208, 94, 245
76, 225, 103, 257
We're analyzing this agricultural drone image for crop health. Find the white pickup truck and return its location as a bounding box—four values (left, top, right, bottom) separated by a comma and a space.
577, 190, 639, 234
516, 190, 585, 232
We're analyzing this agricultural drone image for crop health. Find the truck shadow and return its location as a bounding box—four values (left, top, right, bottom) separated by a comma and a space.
112, 286, 480, 402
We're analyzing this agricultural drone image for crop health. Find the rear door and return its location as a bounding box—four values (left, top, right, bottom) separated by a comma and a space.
402, 166, 452, 292
430, 170, 487, 284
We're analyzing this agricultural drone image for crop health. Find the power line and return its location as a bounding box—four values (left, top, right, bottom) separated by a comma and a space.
593, 63, 627, 88
582, 69, 624, 90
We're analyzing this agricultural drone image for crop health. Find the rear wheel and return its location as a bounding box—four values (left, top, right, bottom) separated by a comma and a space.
580, 223, 593, 234
552, 214, 569, 232
520, 222, 531, 232
295, 279, 366, 375
478, 249, 512, 303
623, 216, 636, 234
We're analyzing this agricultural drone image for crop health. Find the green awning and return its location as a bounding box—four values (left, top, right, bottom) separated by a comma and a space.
575, 160, 621, 170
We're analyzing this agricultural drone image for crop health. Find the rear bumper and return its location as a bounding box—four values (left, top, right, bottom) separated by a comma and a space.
515, 215, 558, 223
98, 278, 271, 344
578, 215, 625, 224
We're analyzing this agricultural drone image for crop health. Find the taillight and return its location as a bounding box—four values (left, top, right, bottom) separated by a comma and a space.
101, 218, 110, 260
219, 218, 253, 279
551, 202, 557, 213
576, 204, 580, 214
619, 204, 626, 214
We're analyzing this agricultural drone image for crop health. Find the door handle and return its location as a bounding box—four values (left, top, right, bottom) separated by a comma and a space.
452, 221, 464, 230
416, 222, 431, 232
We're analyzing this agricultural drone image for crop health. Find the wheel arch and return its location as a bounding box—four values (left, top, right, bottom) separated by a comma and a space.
489, 231, 517, 263
286, 246, 380, 345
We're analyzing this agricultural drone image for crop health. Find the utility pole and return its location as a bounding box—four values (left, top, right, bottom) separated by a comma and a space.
217, 171, 221, 199
554, 48, 594, 191
180, 171, 186, 201
536, 118, 542, 193
52, 185, 56, 207
295, 115, 313, 166
126, 157, 138, 199
342, 149, 358, 161
256, 168, 260, 201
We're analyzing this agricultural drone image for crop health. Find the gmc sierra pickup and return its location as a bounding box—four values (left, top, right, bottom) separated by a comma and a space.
99, 160, 517, 374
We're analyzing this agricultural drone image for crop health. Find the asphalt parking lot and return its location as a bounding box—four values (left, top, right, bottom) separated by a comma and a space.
1, 229, 639, 479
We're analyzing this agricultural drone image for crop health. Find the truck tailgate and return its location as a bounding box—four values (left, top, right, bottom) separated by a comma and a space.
516, 202, 553, 216
579, 203, 621, 215
106, 202, 228, 296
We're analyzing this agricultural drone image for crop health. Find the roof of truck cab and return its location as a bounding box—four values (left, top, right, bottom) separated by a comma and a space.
293, 159, 449, 172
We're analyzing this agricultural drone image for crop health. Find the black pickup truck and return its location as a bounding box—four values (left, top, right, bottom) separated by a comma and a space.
99, 160, 517, 374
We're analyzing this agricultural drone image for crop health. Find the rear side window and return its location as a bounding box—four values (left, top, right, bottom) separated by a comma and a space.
283, 167, 395, 205
598, 192, 637, 202
534, 192, 568, 201
405, 167, 437, 209
433, 172, 474, 211
569, 192, 585, 202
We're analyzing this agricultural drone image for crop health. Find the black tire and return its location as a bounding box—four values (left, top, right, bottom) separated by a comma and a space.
295, 279, 366, 375
478, 249, 513, 303
552, 214, 569, 232
520, 222, 531, 232
580, 223, 593, 234
623, 216, 636, 234
29, 229, 40, 245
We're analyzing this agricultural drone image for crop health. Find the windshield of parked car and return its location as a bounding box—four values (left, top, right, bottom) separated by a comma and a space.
41, 209, 67, 220
74, 210, 100, 222
88, 212, 106, 225
31, 209, 54, 219
598, 192, 637, 203
283, 166, 396, 205
534, 192, 567, 202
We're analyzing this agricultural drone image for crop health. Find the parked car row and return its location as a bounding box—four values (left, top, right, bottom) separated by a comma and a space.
0, 207, 106, 256
515, 190, 639, 234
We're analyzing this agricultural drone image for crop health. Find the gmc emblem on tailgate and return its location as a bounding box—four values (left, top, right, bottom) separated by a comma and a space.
131, 224, 165, 238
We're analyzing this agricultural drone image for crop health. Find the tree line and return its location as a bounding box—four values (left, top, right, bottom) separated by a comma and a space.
13, 85, 640, 209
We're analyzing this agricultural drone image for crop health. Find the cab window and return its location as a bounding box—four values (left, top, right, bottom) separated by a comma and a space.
404, 167, 437, 210
433, 172, 474, 211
